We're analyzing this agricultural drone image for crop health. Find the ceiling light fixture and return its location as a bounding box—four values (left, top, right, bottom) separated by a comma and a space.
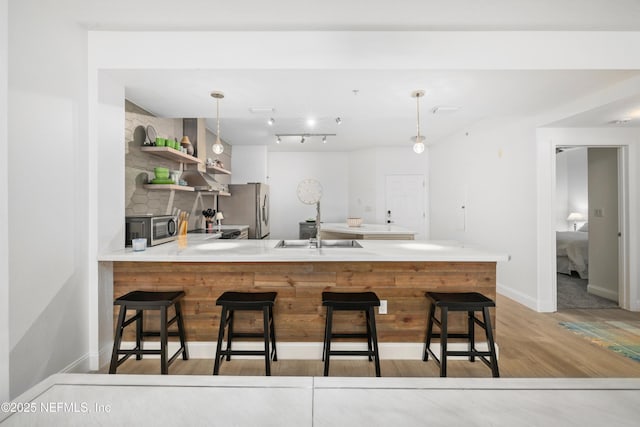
411, 90, 426, 154
268, 117, 275, 126
210, 91, 225, 155
306, 118, 316, 127
275, 133, 336, 145
335, 117, 342, 125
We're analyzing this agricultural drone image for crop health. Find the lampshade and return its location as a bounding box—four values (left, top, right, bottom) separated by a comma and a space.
214, 212, 224, 220
567, 212, 585, 221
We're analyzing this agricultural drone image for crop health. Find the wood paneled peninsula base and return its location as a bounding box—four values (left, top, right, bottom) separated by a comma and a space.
113, 260, 497, 344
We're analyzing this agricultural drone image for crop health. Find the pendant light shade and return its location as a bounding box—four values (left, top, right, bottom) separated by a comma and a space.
211, 91, 225, 155
411, 90, 426, 154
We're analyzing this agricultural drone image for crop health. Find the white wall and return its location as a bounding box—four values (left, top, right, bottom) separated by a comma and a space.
8, 2, 90, 397
0, 0, 9, 403
231, 145, 268, 184
555, 151, 569, 230
268, 152, 348, 240
430, 119, 539, 307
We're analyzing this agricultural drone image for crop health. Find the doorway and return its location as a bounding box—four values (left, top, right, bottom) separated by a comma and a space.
385, 174, 427, 239
554, 146, 622, 310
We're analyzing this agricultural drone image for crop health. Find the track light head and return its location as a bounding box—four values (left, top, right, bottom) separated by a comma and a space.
268, 117, 275, 126
335, 117, 342, 125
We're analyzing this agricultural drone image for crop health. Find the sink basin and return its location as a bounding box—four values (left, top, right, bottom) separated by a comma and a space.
275, 239, 363, 248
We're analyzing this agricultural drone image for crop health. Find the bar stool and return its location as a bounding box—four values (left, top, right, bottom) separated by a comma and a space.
109, 290, 188, 374
322, 291, 381, 377
213, 291, 278, 376
423, 291, 499, 377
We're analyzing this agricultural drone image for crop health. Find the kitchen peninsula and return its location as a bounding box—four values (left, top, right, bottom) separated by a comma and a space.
98, 237, 508, 359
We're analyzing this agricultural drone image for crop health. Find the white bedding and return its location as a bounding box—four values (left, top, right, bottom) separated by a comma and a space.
556, 231, 589, 279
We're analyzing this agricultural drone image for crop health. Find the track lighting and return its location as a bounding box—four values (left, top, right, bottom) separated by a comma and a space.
268, 117, 275, 126
274, 133, 336, 145
335, 117, 342, 125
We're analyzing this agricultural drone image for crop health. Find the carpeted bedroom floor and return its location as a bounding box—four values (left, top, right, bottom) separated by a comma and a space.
557, 273, 618, 309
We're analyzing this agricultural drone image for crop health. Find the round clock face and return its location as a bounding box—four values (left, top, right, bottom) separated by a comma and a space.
297, 179, 323, 204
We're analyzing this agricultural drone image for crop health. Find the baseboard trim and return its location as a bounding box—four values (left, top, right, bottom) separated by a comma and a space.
587, 283, 618, 302
497, 282, 538, 311
61, 353, 91, 374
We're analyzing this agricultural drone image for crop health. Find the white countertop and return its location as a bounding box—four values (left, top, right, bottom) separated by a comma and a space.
99, 235, 509, 263
321, 222, 416, 235
3, 374, 639, 426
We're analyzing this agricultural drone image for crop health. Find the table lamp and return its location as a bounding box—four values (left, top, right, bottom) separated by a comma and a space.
567, 212, 585, 231
215, 211, 224, 232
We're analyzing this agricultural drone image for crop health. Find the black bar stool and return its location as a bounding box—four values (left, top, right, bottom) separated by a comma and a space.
423, 291, 499, 377
109, 290, 189, 374
322, 291, 381, 377
213, 291, 278, 376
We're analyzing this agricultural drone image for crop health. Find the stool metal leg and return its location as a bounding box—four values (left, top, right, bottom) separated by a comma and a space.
160, 306, 168, 375
439, 307, 448, 377
213, 306, 228, 375
368, 306, 381, 377
482, 307, 500, 378
322, 309, 329, 362
135, 309, 143, 360
423, 303, 436, 361
263, 306, 271, 376
109, 305, 127, 374
365, 309, 373, 362
175, 301, 189, 360
226, 310, 235, 361
468, 310, 475, 362
269, 305, 278, 361
323, 306, 334, 376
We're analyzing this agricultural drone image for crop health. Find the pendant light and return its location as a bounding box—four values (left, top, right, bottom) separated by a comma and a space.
211, 91, 225, 155
411, 90, 426, 154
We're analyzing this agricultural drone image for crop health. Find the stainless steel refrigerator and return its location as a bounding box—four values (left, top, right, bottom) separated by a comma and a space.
218, 183, 270, 239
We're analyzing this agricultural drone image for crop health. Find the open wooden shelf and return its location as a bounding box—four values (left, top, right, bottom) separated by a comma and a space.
206, 165, 231, 175
143, 184, 195, 192
218, 191, 231, 196
140, 146, 202, 164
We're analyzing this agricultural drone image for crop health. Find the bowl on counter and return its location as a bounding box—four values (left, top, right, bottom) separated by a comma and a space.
346, 217, 363, 227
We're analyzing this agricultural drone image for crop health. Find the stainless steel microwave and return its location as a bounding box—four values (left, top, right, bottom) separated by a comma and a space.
125, 215, 178, 247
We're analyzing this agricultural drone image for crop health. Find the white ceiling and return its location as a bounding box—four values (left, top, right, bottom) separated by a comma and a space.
113, 69, 639, 152
95, 0, 640, 152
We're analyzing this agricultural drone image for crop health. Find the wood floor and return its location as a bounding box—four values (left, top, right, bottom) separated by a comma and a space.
101, 294, 640, 378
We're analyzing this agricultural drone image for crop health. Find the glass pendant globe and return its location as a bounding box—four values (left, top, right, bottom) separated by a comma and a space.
212, 139, 224, 154
413, 142, 425, 154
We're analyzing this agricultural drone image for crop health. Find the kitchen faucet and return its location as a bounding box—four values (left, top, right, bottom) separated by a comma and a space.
310, 201, 321, 248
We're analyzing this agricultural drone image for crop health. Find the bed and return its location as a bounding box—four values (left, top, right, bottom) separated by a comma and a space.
556, 227, 589, 279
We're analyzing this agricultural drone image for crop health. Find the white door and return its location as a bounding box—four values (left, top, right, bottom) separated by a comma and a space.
385, 175, 427, 239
